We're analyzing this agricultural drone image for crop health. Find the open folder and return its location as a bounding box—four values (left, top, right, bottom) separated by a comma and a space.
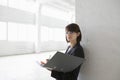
38, 51, 85, 72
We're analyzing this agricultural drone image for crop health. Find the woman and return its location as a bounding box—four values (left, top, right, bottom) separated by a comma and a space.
51, 23, 85, 80
41, 23, 85, 80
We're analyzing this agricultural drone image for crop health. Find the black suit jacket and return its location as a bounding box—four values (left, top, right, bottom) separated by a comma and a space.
51, 43, 85, 80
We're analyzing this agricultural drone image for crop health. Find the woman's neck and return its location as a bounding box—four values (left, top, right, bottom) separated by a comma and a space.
70, 40, 77, 48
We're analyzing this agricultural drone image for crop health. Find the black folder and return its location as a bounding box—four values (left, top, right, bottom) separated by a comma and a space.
40, 51, 84, 72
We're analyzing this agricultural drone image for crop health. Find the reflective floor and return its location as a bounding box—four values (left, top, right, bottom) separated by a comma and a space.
0, 51, 57, 80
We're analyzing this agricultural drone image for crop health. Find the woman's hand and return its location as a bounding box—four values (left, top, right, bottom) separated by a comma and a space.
40, 59, 52, 71
40, 59, 49, 65
36, 61, 46, 67
40, 61, 46, 65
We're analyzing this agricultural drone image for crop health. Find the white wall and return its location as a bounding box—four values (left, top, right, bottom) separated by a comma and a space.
76, 0, 120, 80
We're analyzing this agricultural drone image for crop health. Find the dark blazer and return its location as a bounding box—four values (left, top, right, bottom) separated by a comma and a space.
51, 43, 85, 80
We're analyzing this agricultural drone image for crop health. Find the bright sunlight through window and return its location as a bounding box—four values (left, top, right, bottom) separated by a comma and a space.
8, 22, 35, 42
41, 26, 65, 42
0, 22, 7, 40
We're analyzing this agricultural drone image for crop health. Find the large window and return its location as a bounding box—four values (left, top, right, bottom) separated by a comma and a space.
0, 0, 7, 6
53, 28, 65, 41
8, 22, 35, 42
0, 21, 35, 42
0, 0, 75, 52
41, 26, 65, 42
40, 5, 72, 43
0, 22, 7, 40
41, 5, 70, 21
41, 26, 51, 42
0, 0, 36, 42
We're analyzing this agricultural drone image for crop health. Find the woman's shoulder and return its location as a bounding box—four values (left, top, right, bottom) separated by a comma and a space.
76, 43, 83, 49
74, 43, 84, 58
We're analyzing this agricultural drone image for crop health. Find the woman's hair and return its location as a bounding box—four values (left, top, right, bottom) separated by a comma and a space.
65, 23, 82, 43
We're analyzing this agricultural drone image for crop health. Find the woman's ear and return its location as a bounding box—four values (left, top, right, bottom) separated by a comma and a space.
77, 32, 80, 36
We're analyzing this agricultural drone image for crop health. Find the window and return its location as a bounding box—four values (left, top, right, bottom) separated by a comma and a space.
0, 0, 7, 6
8, 22, 35, 42
0, 0, 36, 42
41, 26, 49, 42
41, 5, 70, 21
8, 23, 18, 41
53, 28, 65, 41
41, 26, 65, 42
0, 22, 7, 40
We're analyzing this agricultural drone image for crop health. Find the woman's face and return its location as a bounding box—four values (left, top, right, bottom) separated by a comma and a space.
66, 31, 80, 42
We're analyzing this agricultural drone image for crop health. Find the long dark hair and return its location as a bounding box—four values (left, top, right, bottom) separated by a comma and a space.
65, 23, 82, 43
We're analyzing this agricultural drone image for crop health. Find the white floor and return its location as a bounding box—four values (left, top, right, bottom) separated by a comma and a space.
0, 51, 60, 80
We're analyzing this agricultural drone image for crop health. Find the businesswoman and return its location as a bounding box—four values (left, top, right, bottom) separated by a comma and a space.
51, 23, 85, 80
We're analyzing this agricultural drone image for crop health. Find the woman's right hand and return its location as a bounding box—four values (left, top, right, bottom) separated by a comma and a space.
40, 60, 51, 71
40, 59, 49, 65
40, 61, 46, 67
40, 61, 46, 65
